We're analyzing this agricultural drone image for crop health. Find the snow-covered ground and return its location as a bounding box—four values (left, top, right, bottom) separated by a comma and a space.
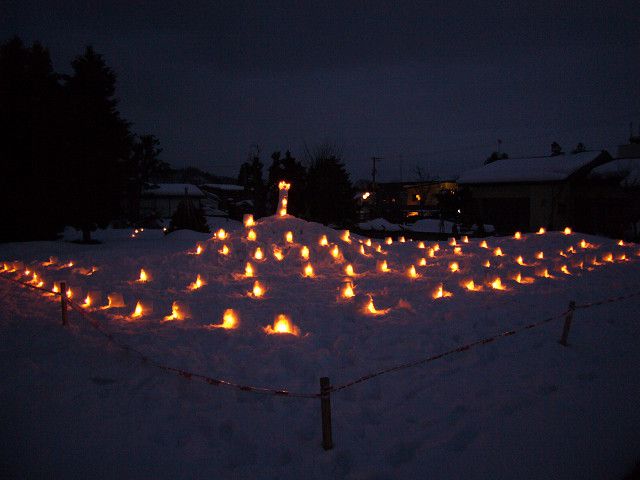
1, 216, 640, 479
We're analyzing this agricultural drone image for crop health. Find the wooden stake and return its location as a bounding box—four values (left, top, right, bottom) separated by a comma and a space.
60, 281, 67, 326
320, 377, 333, 450
558, 300, 576, 346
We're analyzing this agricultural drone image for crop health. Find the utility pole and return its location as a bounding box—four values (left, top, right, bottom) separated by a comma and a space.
371, 156, 383, 188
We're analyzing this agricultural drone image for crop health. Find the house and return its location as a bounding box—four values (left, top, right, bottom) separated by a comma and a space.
457, 150, 614, 233
199, 183, 248, 219
140, 183, 205, 219
403, 180, 458, 219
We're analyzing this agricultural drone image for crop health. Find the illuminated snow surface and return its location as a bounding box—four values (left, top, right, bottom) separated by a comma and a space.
1, 216, 640, 479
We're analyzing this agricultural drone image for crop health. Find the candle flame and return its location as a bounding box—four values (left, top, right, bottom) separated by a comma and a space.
163, 301, 186, 321
536, 268, 554, 279
493, 247, 504, 257
453, 246, 462, 255
418, 257, 427, 266
385, 237, 393, 245
195, 244, 203, 255
535, 251, 544, 260
83, 294, 92, 307
432, 284, 453, 299
345, 264, 355, 276
364, 296, 390, 315
285, 231, 293, 243
399, 236, 406, 243
245, 262, 254, 277
418, 241, 425, 249
428, 248, 435, 258
365, 239, 372, 247
479, 240, 488, 249
462, 235, 469, 243
490, 277, 506, 290
379, 260, 390, 272
341, 282, 355, 298
449, 262, 459, 273
131, 301, 144, 318
244, 214, 255, 227
341, 230, 351, 243
273, 247, 284, 261
219, 244, 230, 255
210, 309, 238, 329
217, 228, 227, 240
247, 229, 257, 241
188, 274, 205, 290
254, 247, 264, 260
537, 227, 546, 235
138, 269, 148, 282
563, 227, 572, 235
331, 245, 340, 259
359, 244, 367, 256
463, 279, 482, 291
319, 235, 328, 246
617, 239, 625, 246
303, 262, 314, 277
513, 272, 535, 284
514, 231, 521, 239
560, 265, 572, 275
408, 265, 418, 278
264, 314, 299, 335
483, 260, 491, 268
603, 252, 613, 263
251, 280, 265, 298
449, 238, 456, 246
300, 246, 309, 260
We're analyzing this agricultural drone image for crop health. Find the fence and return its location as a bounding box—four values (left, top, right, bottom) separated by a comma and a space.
2, 272, 640, 451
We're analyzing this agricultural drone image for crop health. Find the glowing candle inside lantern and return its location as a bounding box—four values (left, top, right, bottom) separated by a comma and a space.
418, 258, 427, 266
341, 282, 355, 298
433, 244, 440, 252
131, 301, 144, 318
514, 231, 521, 239
83, 294, 92, 307
385, 237, 393, 245
432, 284, 452, 299
536, 268, 553, 278
359, 245, 367, 255
65, 288, 72, 299
264, 314, 299, 335
219, 244, 229, 255
418, 241, 425, 249
285, 231, 293, 243
365, 296, 390, 315
254, 247, 264, 260
560, 265, 572, 275
138, 269, 149, 282
514, 272, 535, 284
603, 252, 613, 263
618, 239, 625, 246
345, 264, 355, 276
453, 246, 462, 255
245, 262, 254, 277
535, 251, 544, 259
244, 214, 255, 227
303, 263, 314, 277
449, 238, 456, 246
463, 279, 482, 291
567, 246, 576, 254
479, 240, 488, 249
379, 260, 390, 272
408, 265, 418, 278
490, 277, 506, 290
273, 247, 284, 261
399, 236, 406, 243
537, 227, 546, 235
163, 302, 185, 321
449, 262, 459, 273
564, 227, 572, 235
376, 244, 382, 253
188, 274, 205, 290
300, 246, 309, 259
319, 235, 328, 246
213, 309, 238, 329
252, 280, 265, 297
493, 247, 504, 257
462, 236, 469, 243
195, 244, 203, 255
341, 230, 351, 243
217, 228, 227, 240
428, 248, 435, 258
516, 256, 525, 266
52, 284, 59, 294
247, 229, 257, 241
331, 245, 340, 259
277, 180, 291, 216
483, 260, 491, 268
365, 239, 372, 247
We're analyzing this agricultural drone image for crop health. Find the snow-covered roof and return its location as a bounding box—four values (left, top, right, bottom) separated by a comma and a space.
458, 151, 609, 184
590, 157, 640, 187
143, 183, 204, 197
357, 218, 402, 231
201, 183, 244, 192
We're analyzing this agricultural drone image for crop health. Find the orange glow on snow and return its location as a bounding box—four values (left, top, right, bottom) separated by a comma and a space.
137, 269, 149, 283
514, 231, 521, 239
264, 314, 299, 335
341, 282, 355, 298
285, 231, 293, 243
407, 265, 418, 278
303, 262, 314, 277
432, 284, 452, 299
300, 246, 309, 260
449, 262, 459, 273
219, 244, 229, 255
131, 301, 144, 318
210, 309, 238, 329
564, 227, 572, 235
217, 228, 227, 240
489, 277, 507, 290
493, 247, 504, 257
364, 296, 390, 315
247, 229, 257, 241
345, 264, 355, 276
188, 274, 205, 290
254, 247, 264, 260
537, 227, 546, 235
319, 235, 328, 246
251, 280, 265, 298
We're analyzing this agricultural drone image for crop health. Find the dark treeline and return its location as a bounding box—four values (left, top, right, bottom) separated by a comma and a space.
237, 144, 356, 227
0, 37, 165, 242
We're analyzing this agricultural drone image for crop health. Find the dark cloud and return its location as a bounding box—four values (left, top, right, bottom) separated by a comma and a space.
2, 0, 639, 180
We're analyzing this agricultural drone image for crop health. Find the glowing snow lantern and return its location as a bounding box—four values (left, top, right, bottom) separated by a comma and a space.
493, 247, 504, 257
489, 277, 507, 290
212, 309, 239, 329
319, 235, 329, 247
365, 239, 372, 247
364, 296, 390, 315
432, 284, 452, 299
453, 246, 462, 255
341, 282, 355, 299
66, 288, 73, 299
560, 265, 572, 275
284, 231, 293, 243
188, 274, 205, 291
264, 314, 299, 335
303, 262, 314, 277
254, 247, 264, 260
603, 252, 613, 263
592, 256, 603, 266
195, 244, 203, 255
341, 230, 351, 243
399, 236, 406, 243
52, 283, 60, 294
273, 247, 284, 261
535, 251, 544, 260
418, 257, 427, 266
515, 256, 527, 266
483, 259, 491, 268
536, 268, 554, 279
376, 244, 383, 253
463, 279, 482, 291
137, 269, 149, 283
300, 246, 309, 260
217, 228, 227, 240
83, 294, 92, 308
563, 227, 572, 235
433, 244, 440, 252
277, 180, 291, 216
359, 244, 367, 256
618, 253, 628, 261
537, 227, 546, 235
244, 214, 255, 227
462, 236, 469, 243
251, 280, 265, 298
131, 301, 144, 318
24, 269, 31, 276
513, 272, 535, 284
449, 262, 459, 273
163, 302, 186, 321
244, 262, 254, 277
219, 244, 230, 255
345, 264, 355, 277
247, 229, 257, 241
378, 260, 390, 272
449, 238, 456, 246
418, 241, 426, 249
479, 240, 488, 249
331, 245, 340, 259
559, 250, 568, 257
385, 237, 393, 245
617, 239, 625, 246
514, 231, 522, 240
408, 265, 418, 278
428, 248, 435, 258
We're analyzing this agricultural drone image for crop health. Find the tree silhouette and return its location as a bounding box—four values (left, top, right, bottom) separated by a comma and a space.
267, 150, 306, 216
238, 151, 266, 217
63, 46, 132, 242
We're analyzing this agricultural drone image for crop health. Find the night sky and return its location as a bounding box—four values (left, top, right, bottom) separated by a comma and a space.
2, 1, 639, 182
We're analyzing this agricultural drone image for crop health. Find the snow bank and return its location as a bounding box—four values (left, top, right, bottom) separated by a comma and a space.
357, 218, 402, 231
